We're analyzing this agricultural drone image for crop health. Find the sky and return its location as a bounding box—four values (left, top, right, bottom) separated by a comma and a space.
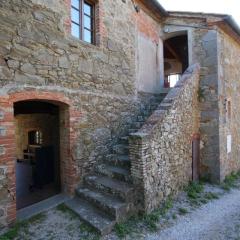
158, 0, 240, 25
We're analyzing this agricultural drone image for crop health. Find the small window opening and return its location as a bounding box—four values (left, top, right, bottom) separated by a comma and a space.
227, 100, 231, 121
28, 130, 43, 145
167, 74, 181, 88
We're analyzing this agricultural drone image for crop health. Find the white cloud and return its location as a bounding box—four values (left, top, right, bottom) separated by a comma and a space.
159, 0, 240, 25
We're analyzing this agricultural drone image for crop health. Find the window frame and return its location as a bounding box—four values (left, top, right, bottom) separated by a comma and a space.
71, 0, 95, 44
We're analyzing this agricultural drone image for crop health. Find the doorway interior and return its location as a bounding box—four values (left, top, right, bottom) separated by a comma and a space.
164, 34, 189, 88
14, 101, 61, 210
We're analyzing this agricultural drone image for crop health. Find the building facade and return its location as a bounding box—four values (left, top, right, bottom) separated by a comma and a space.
0, 0, 240, 234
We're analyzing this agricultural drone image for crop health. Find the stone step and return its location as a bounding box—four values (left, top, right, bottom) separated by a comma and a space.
106, 154, 131, 168
137, 115, 147, 121
76, 188, 130, 221
142, 110, 151, 116
128, 128, 138, 134
113, 144, 129, 155
153, 94, 167, 100
146, 102, 159, 109
65, 197, 115, 235
150, 103, 160, 109
119, 136, 129, 144
131, 121, 143, 129
152, 98, 165, 103
95, 164, 131, 182
159, 102, 172, 110
84, 175, 135, 202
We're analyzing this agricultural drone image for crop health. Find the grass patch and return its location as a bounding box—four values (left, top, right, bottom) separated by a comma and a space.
114, 197, 174, 238
56, 203, 78, 219
204, 192, 219, 200
185, 181, 204, 199
178, 207, 188, 215
79, 222, 96, 233
0, 213, 46, 240
57, 204, 99, 239
114, 222, 133, 239
0, 223, 22, 240
221, 172, 240, 191
143, 211, 160, 231
161, 197, 173, 215
28, 212, 46, 223
143, 196, 173, 231
200, 198, 208, 204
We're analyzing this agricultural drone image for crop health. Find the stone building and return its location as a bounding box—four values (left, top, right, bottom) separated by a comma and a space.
0, 0, 240, 234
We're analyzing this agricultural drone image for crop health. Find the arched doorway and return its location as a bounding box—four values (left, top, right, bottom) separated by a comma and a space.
14, 100, 61, 209
0, 90, 79, 225
163, 33, 189, 88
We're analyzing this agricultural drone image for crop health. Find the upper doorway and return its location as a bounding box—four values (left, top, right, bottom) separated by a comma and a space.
164, 34, 189, 88
14, 100, 61, 210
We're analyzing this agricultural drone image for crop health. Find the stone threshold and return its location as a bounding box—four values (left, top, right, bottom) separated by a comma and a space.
17, 193, 71, 221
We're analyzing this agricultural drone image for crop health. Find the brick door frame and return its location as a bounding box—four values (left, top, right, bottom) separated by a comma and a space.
0, 90, 80, 225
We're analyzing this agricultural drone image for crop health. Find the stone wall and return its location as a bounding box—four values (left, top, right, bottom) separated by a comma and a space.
0, 0, 133, 181
0, 166, 9, 230
0, 0, 166, 227
218, 30, 240, 180
0, 0, 167, 184
129, 64, 200, 212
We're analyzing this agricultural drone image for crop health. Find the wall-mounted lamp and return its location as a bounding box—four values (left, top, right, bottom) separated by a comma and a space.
163, 27, 170, 33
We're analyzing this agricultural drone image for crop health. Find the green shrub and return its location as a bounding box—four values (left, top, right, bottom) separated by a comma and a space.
178, 208, 188, 215
185, 182, 204, 199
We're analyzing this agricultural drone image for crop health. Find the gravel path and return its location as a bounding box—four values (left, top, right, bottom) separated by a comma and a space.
146, 189, 240, 240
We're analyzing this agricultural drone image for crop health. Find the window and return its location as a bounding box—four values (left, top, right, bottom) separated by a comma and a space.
71, 0, 95, 44
227, 99, 232, 121
28, 130, 43, 145
167, 74, 181, 88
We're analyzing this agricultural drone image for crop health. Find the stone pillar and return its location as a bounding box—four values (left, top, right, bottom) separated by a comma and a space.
129, 133, 150, 212
197, 30, 220, 182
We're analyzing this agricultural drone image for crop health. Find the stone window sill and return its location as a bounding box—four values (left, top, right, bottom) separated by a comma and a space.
67, 35, 101, 49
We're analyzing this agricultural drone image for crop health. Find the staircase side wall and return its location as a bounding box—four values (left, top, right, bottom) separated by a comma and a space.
130, 64, 200, 212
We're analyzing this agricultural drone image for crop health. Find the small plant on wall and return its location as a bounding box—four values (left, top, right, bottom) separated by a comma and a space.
197, 87, 205, 102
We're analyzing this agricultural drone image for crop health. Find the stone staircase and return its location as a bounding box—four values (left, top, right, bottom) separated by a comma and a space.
66, 93, 167, 235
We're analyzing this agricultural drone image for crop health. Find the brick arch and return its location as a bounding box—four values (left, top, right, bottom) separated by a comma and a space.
0, 90, 80, 225
8, 91, 72, 106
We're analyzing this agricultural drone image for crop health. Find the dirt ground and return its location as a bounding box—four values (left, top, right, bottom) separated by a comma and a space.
1, 175, 240, 240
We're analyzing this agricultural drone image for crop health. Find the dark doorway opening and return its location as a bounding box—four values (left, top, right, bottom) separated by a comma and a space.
164, 34, 189, 88
192, 136, 200, 182
14, 101, 61, 210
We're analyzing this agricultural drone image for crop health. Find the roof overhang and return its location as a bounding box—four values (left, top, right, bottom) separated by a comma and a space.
139, 0, 169, 18
168, 11, 240, 45
208, 16, 240, 44
220, 16, 240, 41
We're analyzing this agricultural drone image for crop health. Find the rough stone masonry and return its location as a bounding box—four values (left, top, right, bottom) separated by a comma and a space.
0, 0, 240, 231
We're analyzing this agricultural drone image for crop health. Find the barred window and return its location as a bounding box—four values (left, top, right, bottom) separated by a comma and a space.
71, 0, 95, 44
